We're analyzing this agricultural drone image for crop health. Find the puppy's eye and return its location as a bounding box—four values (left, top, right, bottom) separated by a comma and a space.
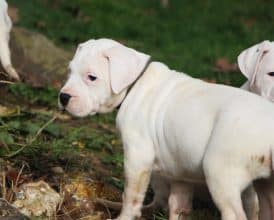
268, 72, 274, 76
88, 75, 97, 81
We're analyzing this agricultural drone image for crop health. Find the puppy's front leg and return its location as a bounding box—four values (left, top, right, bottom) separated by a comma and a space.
113, 141, 155, 220
118, 169, 152, 219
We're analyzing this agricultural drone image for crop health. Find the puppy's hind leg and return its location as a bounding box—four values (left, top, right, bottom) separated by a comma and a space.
0, 38, 19, 81
168, 181, 193, 220
203, 156, 249, 220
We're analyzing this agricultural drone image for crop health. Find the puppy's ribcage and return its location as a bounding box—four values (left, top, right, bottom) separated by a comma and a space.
152, 88, 215, 182
119, 78, 274, 184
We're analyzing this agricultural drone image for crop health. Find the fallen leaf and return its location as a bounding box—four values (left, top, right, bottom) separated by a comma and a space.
161, 0, 169, 8
13, 181, 61, 217
51, 166, 64, 174
214, 57, 238, 73
0, 105, 20, 117
36, 20, 46, 28
72, 141, 85, 149
8, 5, 19, 23
242, 17, 256, 29
6, 166, 31, 188
54, 112, 71, 121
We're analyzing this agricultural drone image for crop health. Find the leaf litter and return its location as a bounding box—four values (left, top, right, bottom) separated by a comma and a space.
0, 88, 124, 219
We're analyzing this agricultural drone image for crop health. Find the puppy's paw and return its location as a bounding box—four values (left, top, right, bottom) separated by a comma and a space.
5, 65, 20, 81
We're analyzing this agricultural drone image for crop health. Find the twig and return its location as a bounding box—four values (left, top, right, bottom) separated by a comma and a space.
95, 198, 122, 210
5, 115, 57, 158
6, 174, 15, 202
0, 71, 15, 84
0, 80, 15, 84
95, 198, 114, 219
77, 216, 100, 220
5, 145, 27, 159
15, 163, 25, 187
2, 171, 6, 199
0, 71, 9, 77
29, 115, 57, 143
56, 207, 75, 220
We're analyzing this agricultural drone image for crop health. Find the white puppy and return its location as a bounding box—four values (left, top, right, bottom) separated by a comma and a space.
238, 41, 274, 220
60, 39, 274, 220
0, 0, 19, 81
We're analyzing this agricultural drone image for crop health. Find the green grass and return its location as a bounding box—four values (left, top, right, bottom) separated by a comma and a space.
9, 0, 274, 85
2, 0, 274, 219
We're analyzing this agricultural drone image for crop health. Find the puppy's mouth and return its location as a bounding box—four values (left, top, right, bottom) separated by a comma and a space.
61, 106, 96, 118
58, 102, 65, 111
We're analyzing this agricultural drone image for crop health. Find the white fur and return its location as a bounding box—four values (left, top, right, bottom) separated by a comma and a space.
61, 39, 274, 220
239, 40, 274, 101
238, 41, 274, 220
104, 45, 150, 94
0, 0, 19, 81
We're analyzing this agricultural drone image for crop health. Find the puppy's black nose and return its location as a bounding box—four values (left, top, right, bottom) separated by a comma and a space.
59, 93, 71, 107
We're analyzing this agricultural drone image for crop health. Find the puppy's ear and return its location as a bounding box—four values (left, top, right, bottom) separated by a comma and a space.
103, 45, 150, 94
238, 40, 271, 83
75, 39, 96, 56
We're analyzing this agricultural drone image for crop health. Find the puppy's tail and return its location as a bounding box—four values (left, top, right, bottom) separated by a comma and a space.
95, 198, 122, 210
95, 198, 157, 212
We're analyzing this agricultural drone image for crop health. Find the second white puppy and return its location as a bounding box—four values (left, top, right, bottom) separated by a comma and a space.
238, 41, 274, 220
60, 38, 274, 220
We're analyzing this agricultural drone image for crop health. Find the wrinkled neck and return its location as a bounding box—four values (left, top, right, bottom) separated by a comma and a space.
99, 89, 128, 113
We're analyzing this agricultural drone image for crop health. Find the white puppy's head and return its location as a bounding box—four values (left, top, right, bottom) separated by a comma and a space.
238, 40, 274, 100
59, 38, 150, 117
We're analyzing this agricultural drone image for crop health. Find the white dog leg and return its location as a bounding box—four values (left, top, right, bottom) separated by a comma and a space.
168, 181, 193, 220
111, 141, 154, 220
113, 169, 151, 220
207, 178, 247, 220
204, 155, 249, 220
0, 37, 19, 81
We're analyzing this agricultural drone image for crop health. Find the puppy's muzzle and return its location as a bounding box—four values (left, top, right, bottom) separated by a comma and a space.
59, 93, 71, 107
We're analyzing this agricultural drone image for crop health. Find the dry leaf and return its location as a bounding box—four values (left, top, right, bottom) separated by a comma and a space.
51, 166, 64, 174
8, 5, 19, 23
214, 57, 238, 73
0, 105, 20, 117
13, 181, 61, 217
36, 20, 46, 28
242, 17, 256, 28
